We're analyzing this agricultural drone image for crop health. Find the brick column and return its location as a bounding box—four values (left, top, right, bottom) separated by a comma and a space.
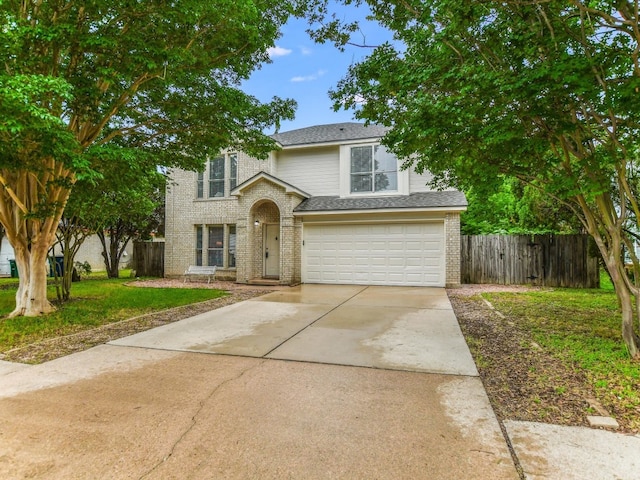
445, 213, 461, 286
280, 216, 294, 285
235, 217, 249, 283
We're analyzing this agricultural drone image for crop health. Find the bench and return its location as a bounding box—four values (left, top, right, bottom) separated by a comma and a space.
183, 265, 217, 283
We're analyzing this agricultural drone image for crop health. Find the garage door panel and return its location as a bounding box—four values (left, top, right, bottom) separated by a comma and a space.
388, 257, 405, 267
303, 222, 445, 287
351, 273, 367, 283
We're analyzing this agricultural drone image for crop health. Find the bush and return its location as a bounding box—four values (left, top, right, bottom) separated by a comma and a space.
74, 261, 92, 278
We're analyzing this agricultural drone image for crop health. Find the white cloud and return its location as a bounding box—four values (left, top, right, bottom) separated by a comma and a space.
300, 46, 312, 56
290, 69, 327, 83
267, 45, 292, 58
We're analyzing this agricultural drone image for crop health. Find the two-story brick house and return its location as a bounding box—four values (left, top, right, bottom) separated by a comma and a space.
164, 122, 467, 286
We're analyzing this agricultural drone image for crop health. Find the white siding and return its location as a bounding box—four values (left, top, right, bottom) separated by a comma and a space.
274, 147, 340, 196
409, 169, 435, 193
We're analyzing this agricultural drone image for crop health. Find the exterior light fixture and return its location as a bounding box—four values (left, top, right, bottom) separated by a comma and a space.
254, 220, 260, 226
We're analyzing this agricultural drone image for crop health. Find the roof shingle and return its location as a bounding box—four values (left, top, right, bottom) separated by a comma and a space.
294, 191, 468, 212
272, 122, 388, 147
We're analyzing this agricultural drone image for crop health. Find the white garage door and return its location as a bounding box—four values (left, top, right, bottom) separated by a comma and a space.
302, 222, 445, 286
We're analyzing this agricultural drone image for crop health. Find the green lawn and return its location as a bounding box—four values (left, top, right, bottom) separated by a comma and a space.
483, 274, 640, 429
0, 276, 226, 353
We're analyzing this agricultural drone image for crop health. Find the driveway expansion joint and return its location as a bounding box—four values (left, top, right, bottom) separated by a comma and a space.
260, 285, 370, 358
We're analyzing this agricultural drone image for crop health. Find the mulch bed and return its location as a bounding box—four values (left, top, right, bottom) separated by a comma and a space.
448, 285, 637, 434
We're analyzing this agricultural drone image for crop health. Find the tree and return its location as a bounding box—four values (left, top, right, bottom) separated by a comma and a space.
322, 0, 640, 357
0, 1, 296, 317
53, 214, 91, 303
87, 159, 165, 279
462, 177, 582, 235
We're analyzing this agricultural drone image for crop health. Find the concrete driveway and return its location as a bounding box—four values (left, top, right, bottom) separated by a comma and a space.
0, 285, 518, 479
110, 285, 478, 376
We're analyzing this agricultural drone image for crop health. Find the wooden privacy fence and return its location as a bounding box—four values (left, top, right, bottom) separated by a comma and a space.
461, 234, 600, 288
132, 241, 165, 277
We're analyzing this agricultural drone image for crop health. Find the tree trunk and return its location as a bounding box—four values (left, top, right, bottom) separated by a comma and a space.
98, 230, 120, 278
12, 244, 30, 316
604, 258, 640, 359
109, 237, 120, 279
55, 216, 91, 302
585, 208, 640, 358
10, 239, 56, 317
0, 162, 75, 317
97, 224, 133, 279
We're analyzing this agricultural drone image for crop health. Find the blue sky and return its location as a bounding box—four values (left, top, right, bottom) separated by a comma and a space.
241, 7, 391, 134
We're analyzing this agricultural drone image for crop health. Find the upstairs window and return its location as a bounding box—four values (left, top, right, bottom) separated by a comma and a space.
196, 153, 238, 198
350, 145, 398, 194
209, 156, 225, 198
196, 172, 204, 198
229, 153, 238, 191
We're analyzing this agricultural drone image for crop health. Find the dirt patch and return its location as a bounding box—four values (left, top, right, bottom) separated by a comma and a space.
1, 280, 280, 364
448, 285, 637, 434
127, 278, 288, 291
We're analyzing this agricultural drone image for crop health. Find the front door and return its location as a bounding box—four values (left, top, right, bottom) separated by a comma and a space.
264, 224, 280, 277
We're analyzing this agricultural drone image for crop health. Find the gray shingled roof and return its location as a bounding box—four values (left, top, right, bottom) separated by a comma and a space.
294, 191, 468, 212
272, 122, 389, 147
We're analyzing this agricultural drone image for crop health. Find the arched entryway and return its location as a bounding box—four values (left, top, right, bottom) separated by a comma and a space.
250, 200, 281, 280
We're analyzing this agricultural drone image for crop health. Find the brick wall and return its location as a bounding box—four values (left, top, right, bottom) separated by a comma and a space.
165, 151, 266, 278
445, 212, 461, 286
235, 181, 305, 285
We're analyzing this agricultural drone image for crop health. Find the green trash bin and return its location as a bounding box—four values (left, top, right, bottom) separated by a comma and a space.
9, 259, 18, 278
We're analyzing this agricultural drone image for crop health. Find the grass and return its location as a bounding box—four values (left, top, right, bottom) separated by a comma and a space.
483, 272, 640, 429
0, 274, 226, 353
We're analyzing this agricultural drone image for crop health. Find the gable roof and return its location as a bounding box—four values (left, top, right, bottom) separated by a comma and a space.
293, 191, 467, 214
231, 171, 310, 198
271, 122, 389, 147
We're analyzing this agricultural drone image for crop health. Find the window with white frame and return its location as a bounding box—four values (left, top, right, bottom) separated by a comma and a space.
195, 224, 237, 268
228, 225, 236, 267
208, 157, 225, 198
195, 153, 238, 199
195, 226, 203, 266
196, 171, 204, 198
229, 153, 238, 191
350, 145, 398, 194
207, 226, 224, 266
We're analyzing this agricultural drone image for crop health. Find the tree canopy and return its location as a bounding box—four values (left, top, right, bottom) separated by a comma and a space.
0, 0, 297, 316
461, 177, 582, 235
319, 0, 640, 356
